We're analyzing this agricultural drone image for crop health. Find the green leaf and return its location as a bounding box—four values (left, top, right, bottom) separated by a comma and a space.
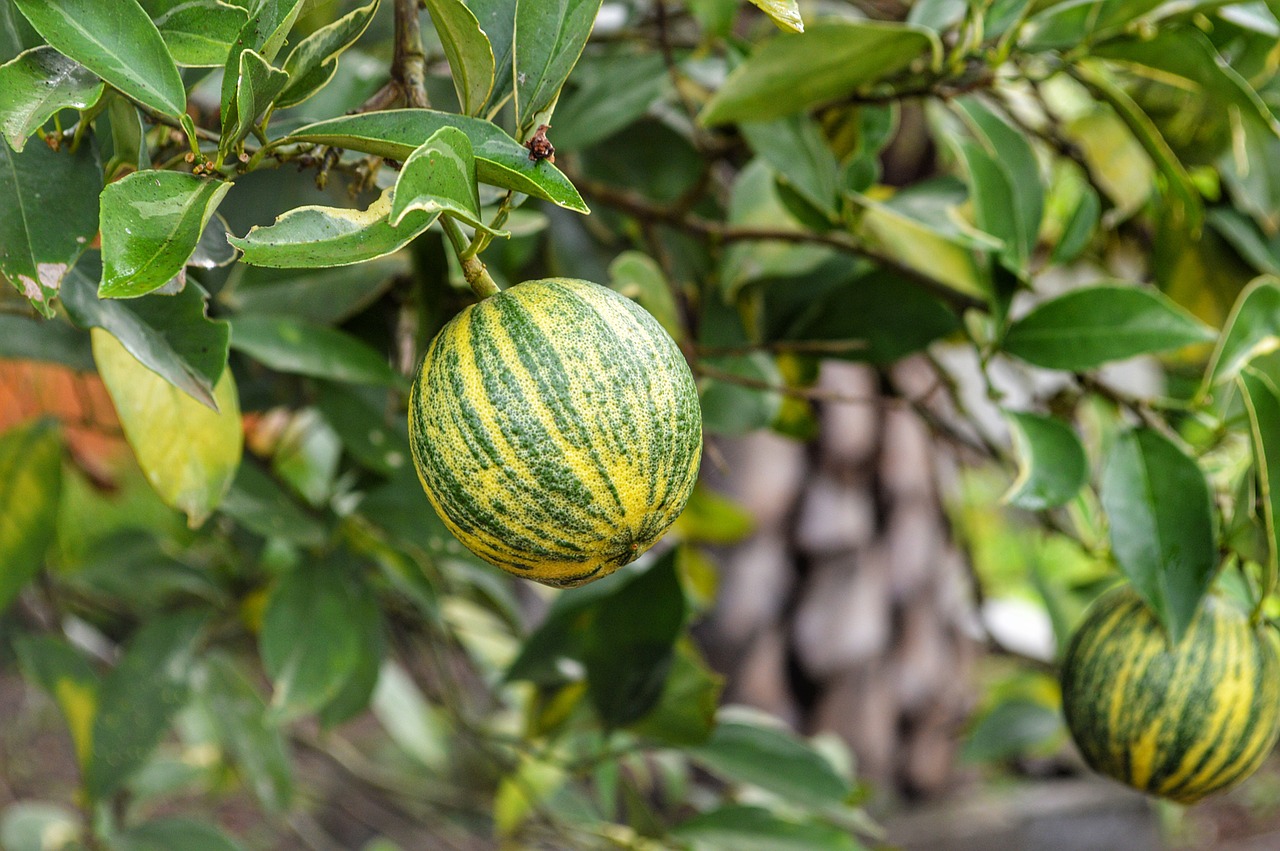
261, 557, 371, 718
0, 419, 61, 612
674, 486, 755, 545
62, 264, 230, 408
106, 94, 149, 171
740, 114, 839, 216
317, 578, 384, 727
0, 802, 81, 851
12, 0, 185, 118
146, 0, 248, 68
608, 250, 682, 342
1022, 0, 1163, 50
1204, 276, 1280, 388
583, 549, 687, 728
284, 110, 589, 212
1002, 411, 1087, 510
221, 48, 288, 150
1003, 285, 1214, 371
699, 19, 941, 126
99, 172, 232, 298
961, 697, 1062, 762
391, 125, 504, 234
848, 191, 991, 301
512, 0, 603, 135
116, 818, 246, 851
230, 314, 398, 386
227, 189, 438, 268
315, 383, 407, 476
1100, 428, 1217, 642
673, 805, 861, 851
220, 254, 409, 325
628, 639, 724, 746
689, 711, 851, 806
781, 268, 960, 363
271, 408, 342, 507
86, 611, 207, 800
0, 136, 100, 317
467, 0, 516, 114
0, 315, 93, 370
0, 46, 103, 152
1239, 369, 1280, 593
13, 636, 99, 770
92, 327, 243, 526
371, 661, 451, 770
193, 654, 294, 812
424, 0, 495, 117
276, 0, 378, 110
748, 0, 804, 33
220, 0, 303, 106
220, 460, 327, 546
699, 353, 783, 437
1050, 184, 1100, 265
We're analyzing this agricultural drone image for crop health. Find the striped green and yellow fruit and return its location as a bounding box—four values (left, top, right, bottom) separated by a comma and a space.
408, 278, 702, 588
1060, 586, 1280, 804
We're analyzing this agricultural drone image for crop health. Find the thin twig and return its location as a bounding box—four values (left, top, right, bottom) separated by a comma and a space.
393, 0, 430, 108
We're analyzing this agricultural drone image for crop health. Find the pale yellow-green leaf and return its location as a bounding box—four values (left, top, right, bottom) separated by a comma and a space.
849, 194, 991, 300
0, 419, 62, 611
493, 755, 567, 836
92, 328, 243, 527
748, 0, 804, 32
55, 677, 97, 768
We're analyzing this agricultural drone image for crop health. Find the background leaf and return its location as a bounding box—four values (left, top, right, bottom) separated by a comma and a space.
229, 314, 399, 386
1204, 276, 1280, 388
748, 0, 804, 32
99, 172, 232, 298
0, 419, 61, 612
1239, 369, 1280, 585
673, 805, 861, 851
0, 137, 100, 316
13, 0, 186, 117
1003, 411, 1088, 510
0, 46, 103, 152
92, 327, 243, 526
276, 0, 378, 109
145, 0, 248, 68
115, 818, 246, 851
1003, 285, 1214, 370
1100, 428, 1217, 642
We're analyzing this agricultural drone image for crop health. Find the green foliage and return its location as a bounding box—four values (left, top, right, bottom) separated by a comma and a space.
4, 0, 1280, 844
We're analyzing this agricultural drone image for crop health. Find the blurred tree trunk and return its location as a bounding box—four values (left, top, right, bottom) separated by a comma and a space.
698, 360, 977, 799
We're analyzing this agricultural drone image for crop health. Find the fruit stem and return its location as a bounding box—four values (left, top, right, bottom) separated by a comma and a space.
441, 215, 500, 299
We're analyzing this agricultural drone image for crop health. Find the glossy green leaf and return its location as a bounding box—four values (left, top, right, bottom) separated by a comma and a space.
87, 611, 206, 800
608, 250, 682, 342
1003, 285, 1214, 370
1002, 411, 1087, 510
390, 125, 504, 233
220, 461, 327, 546
221, 49, 288, 149
467, 0, 515, 114
261, 557, 371, 718
0, 137, 100, 317
424, 0, 495, 116
192, 654, 294, 812
0, 315, 93, 370
220, 0, 303, 106
92, 327, 243, 526
12, 0, 185, 117
748, 0, 804, 32
690, 711, 851, 806
700, 19, 940, 125
0, 420, 62, 612
106, 94, 148, 172
1050, 183, 1100, 265
628, 639, 724, 746
146, 0, 248, 67
1239, 369, 1280, 591
14, 636, 99, 769
227, 189, 438, 268
276, 0, 378, 109
583, 549, 687, 728
284, 110, 589, 212
317, 589, 384, 727
219, 254, 409, 325
848, 191, 991, 300
1204, 277, 1280, 388
230, 314, 398, 386
1100, 428, 1216, 642
673, 806, 861, 851
512, 0, 603, 134
116, 818, 246, 851
0, 802, 81, 851
99, 171, 232, 298
740, 114, 839, 216
63, 264, 230, 408
0, 46, 103, 152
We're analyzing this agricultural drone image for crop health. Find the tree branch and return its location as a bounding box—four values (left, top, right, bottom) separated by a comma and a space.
393, 0, 429, 109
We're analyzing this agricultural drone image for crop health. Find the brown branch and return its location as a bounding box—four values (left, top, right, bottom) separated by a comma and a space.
566, 170, 986, 313
393, 0, 430, 108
